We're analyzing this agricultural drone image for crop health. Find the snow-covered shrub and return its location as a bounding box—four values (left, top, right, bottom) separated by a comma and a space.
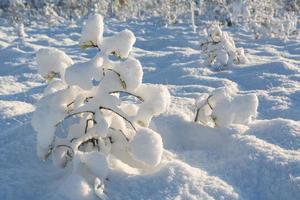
32, 14, 170, 199
197, 0, 298, 39
200, 23, 248, 70
194, 85, 258, 128
228, 0, 298, 39
199, 0, 232, 26
249, 11, 298, 40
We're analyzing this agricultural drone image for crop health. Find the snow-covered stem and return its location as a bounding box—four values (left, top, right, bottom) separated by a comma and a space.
194, 94, 213, 122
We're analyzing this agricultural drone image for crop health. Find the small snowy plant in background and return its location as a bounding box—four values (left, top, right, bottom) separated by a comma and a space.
200, 23, 248, 70
245, 0, 298, 40
194, 85, 258, 128
32, 14, 170, 199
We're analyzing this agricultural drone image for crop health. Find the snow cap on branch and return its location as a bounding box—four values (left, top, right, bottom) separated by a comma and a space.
65, 55, 103, 90
80, 14, 104, 48
134, 84, 171, 127
113, 57, 143, 91
100, 29, 136, 58
36, 48, 74, 80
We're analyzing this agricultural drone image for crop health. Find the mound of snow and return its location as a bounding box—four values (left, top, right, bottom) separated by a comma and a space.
129, 128, 163, 167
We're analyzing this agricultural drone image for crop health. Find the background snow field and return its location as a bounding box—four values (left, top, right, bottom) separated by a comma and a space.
1, 15, 300, 200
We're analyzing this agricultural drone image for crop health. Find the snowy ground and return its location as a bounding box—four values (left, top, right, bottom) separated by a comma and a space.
1, 17, 300, 200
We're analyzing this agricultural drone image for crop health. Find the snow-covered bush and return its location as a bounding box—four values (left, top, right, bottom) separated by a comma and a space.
199, 0, 232, 26
226, 0, 298, 39
196, 0, 298, 39
32, 14, 170, 199
194, 85, 258, 128
200, 23, 248, 70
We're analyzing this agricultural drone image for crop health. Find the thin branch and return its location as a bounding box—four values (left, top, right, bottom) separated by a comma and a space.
70, 137, 78, 143
85, 118, 97, 134
66, 101, 74, 108
106, 68, 127, 89
55, 144, 75, 158
55, 111, 95, 127
206, 94, 213, 110
109, 127, 129, 142
84, 96, 94, 103
99, 106, 136, 132
67, 96, 94, 110
89, 40, 101, 51
194, 95, 213, 122
109, 91, 144, 102
78, 137, 100, 151
44, 144, 54, 161
194, 94, 218, 127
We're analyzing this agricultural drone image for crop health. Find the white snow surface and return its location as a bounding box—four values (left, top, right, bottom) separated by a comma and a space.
0, 17, 300, 200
